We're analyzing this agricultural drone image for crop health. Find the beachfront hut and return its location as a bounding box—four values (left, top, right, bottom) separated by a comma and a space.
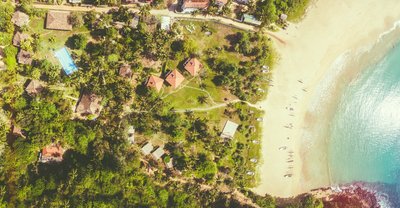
17, 50, 32, 65
75, 93, 102, 118
280, 14, 288, 21
68, 0, 82, 4
146, 75, 164, 92
12, 32, 30, 47
25, 80, 43, 96
221, 120, 239, 139
39, 143, 65, 163
152, 147, 165, 160
54, 47, 78, 75
160, 16, 171, 31
165, 69, 185, 89
119, 64, 132, 78
241, 14, 262, 26
141, 142, 154, 155
46, 11, 72, 31
184, 58, 203, 76
11, 11, 30, 27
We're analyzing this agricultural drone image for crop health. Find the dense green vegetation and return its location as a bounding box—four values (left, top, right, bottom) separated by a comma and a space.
252, 0, 310, 25
0, 1, 324, 208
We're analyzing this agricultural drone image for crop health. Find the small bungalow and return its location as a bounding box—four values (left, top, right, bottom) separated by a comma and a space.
119, 64, 132, 78
17, 50, 32, 65
165, 69, 185, 89
180, 0, 210, 13
184, 58, 203, 76
146, 75, 164, 92
75, 93, 102, 118
241, 14, 262, 26
46, 11, 72, 31
12, 32, 30, 47
127, 126, 135, 144
152, 147, 165, 160
25, 80, 43, 96
39, 143, 65, 163
221, 120, 239, 139
280, 14, 288, 22
160, 16, 171, 31
141, 142, 154, 155
11, 11, 30, 27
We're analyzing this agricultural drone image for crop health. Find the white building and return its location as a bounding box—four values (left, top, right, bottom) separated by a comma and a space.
221, 120, 239, 139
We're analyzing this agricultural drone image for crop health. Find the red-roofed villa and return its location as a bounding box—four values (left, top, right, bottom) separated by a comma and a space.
146, 75, 164, 92
165, 69, 185, 89
39, 143, 65, 163
184, 58, 203, 76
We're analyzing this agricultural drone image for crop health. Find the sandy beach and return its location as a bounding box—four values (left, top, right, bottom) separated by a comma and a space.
254, 0, 400, 197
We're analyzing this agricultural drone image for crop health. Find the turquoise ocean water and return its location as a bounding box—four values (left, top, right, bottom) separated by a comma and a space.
328, 42, 400, 205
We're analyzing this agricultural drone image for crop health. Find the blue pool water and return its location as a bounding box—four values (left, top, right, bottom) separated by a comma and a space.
328, 42, 400, 205
54, 47, 78, 75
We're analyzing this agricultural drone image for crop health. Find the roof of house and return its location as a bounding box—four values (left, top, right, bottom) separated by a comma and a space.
141, 142, 154, 155
146, 75, 164, 92
11, 11, 30, 27
160, 16, 171, 31
165, 69, 185, 89
130, 15, 140, 28
182, 0, 210, 9
221, 120, 239, 139
17, 50, 32, 65
242, 14, 262, 26
75, 93, 102, 117
40, 143, 65, 163
216, 0, 228, 5
280, 13, 288, 20
46, 11, 72, 31
184, 58, 202, 76
119, 64, 132, 78
12, 32, 30, 47
152, 147, 165, 160
25, 80, 43, 95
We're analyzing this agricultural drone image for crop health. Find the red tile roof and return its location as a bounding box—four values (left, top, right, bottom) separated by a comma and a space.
40, 143, 65, 163
184, 58, 203, 76
46, 11, 72, 31
146, 75, 164, 92
12, 32, 30, 47
182, 0, 209, 9
11, 11, 29, 27
165, 69, 185, 89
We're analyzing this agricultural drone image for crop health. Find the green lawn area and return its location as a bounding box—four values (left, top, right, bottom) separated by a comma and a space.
27, 16, 90, 64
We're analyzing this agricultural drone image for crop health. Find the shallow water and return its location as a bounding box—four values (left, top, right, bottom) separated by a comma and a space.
328, 42, 400, 206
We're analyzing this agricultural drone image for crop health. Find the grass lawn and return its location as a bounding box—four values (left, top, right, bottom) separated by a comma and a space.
27, 16, 90, 64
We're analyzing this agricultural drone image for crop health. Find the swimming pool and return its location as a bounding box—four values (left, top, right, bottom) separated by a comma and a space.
54, 47, 78, 75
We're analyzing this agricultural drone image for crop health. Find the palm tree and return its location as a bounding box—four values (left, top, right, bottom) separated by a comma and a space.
139, 5, 151, 18
197, 95, 208, 104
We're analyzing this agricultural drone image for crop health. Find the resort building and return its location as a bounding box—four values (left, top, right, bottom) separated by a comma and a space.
152, 147, 165, 160
141, 142, 154, 155
17, 50, 32, 65
160, 16, 171, 31
11, 11, 30, 27
146, 75, 164, 92
241, 14, 262, 26
221, 120, 239, 139
165, 69, 185, 89
46, 11, 72, 31
119, 64, 132, 78
75, 93, 103, 118
12, 32, 30, 47
127, 126, 135, 144
25, 80, 43, 96
54, 47, 78, 75
180, 0, 210, 13
39, 143, 65, 163
184, 58, 203, 76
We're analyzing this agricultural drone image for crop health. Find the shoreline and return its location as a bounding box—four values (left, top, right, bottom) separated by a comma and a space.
253, 0, 400, 197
